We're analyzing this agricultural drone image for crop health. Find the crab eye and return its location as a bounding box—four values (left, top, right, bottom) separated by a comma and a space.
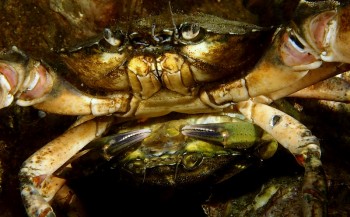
99, 28, 125, 52
129, 32, 150, 47
179, 23, 205, 43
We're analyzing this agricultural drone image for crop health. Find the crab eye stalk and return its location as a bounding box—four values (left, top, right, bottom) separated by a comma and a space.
99, 28, 126, 52
103, 28, 123, 46
178, 23, 205, 44
181, 23, 200, 40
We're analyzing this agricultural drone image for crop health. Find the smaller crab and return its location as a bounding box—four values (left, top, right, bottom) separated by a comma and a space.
63, 113, 279, 185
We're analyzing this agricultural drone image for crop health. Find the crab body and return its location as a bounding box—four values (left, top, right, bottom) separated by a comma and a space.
1, 0, 350, 216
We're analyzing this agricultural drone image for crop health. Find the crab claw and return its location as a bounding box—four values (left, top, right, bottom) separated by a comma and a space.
86, 128, 151, 159
182, 122, 278, 160
0, 48, 54, 109
16, 60, 54, 107
200, 20, 340, 107
299, 3, 350, 63
182, 122, 264, 149
0, 62, 17, 108
0, 48, 28, 108
0, 47, 132, 116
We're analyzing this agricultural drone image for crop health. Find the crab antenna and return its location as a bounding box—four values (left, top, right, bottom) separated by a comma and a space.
168, 1, 179, 42
151, 23, 160, 43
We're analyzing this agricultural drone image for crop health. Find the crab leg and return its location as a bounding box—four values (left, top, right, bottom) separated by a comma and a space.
0, 48, 131, 116
237, 100, 327, 217
287, 75, 350, 101
19, 116, 112, 217
266, 63, 350, 101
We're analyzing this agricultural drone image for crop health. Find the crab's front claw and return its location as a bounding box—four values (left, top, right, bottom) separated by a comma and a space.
0, 48, 132, 116
182, 122, 267, 148
201, 3, 350, 108
0, 47, 43, 108
181, 122, 278, 161
238, 100, 327, 216
90, 129, 151, 157
0, 48, 55, 109
200, 25, 339, 107
298, 3, 350, 64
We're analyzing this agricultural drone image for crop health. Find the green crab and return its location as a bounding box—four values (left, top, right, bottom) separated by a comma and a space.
66, 113, 278, 185
0, 0, 350, 216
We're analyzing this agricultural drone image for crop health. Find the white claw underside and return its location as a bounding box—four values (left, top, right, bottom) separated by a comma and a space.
319, 17, 347, 63
26, 69, 40, 91
320, 14, 350, 63
21, 67, 41, 93
0, 74, 14, 108
16, 67, 49, 107
323, 19, 335, 49
291, 60, 322, 71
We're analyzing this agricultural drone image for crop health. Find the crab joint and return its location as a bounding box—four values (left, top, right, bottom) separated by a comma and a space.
237, 100, 321, 156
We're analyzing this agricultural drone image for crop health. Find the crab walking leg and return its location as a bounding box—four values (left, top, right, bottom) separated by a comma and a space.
19, 117, 112, 217
266, 62, 350, 101
287, 76, 350, 101
237, 100, 327, 217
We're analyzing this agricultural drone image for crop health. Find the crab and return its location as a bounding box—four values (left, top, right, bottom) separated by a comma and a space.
65, 112, 279, 185
57, 112, 280, 216
1, 0, 350, 216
